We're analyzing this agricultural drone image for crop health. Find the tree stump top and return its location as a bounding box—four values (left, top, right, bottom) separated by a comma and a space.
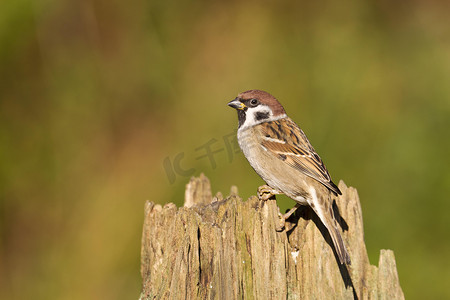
140, 175, 404, 300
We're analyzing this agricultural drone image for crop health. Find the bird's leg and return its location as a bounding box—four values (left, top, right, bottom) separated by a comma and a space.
257, 185, 283, 201
276, 203, 301, 231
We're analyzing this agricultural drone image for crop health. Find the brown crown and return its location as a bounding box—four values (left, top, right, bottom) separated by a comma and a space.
237, 90, 286, 116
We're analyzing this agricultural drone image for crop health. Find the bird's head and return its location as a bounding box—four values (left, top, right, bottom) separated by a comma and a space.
227, 90, 286, 129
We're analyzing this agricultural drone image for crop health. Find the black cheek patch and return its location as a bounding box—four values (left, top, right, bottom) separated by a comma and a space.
255, 111, 270, 121
278, 154, 287, 161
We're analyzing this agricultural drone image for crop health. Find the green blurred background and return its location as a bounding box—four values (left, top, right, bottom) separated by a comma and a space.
1, 0, 450, 299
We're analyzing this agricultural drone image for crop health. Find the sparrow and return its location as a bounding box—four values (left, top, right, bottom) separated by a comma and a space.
227, 89, 351, 265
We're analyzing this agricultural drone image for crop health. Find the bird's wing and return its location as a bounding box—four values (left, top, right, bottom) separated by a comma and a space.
258, 118, 341, 195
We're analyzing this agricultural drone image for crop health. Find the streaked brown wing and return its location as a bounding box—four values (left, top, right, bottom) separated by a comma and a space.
259, 118, 341, 195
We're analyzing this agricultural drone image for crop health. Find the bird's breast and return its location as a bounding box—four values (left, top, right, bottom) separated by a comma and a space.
237, 126, 309, 204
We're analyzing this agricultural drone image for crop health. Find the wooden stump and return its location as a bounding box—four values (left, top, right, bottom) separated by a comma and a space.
140, 174, 404, 299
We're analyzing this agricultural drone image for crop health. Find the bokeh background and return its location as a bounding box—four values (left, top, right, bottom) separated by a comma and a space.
1, 0, 450, 299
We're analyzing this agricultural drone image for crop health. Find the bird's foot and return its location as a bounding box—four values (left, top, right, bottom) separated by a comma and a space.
276, 203, 301, 232
257, 185, 282, 201
276, 214, 286, 232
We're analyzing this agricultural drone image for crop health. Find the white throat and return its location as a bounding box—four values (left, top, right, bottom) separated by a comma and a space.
238, 105, 287, 131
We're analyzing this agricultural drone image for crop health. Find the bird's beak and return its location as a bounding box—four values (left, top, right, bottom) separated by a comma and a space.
227, 98, 246, 110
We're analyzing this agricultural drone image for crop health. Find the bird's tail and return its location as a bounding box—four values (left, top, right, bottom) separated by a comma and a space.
307, 189, 351, 265
327, 220, 351, 265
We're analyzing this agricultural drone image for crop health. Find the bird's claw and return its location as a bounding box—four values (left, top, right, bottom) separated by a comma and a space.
257, 185, 281, 201
276, 212, 286, 232
256, 186, 291, 231
275, 203, 301, 232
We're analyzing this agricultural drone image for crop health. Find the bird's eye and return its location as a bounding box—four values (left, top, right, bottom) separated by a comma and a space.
250, 99, 259, 106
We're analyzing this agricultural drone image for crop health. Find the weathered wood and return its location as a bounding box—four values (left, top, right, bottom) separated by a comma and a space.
140, 175, 404, 299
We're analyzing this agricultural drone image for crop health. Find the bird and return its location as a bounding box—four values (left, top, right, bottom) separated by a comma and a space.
227, 89, 351, 265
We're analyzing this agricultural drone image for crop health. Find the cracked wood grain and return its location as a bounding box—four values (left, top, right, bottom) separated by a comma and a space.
140, 174, 404, 300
